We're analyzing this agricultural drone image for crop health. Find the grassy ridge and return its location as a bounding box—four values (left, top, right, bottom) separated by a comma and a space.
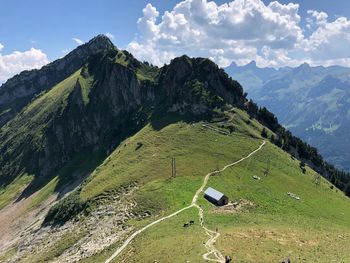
77, 109, 350, 262
80, 110, 262, 204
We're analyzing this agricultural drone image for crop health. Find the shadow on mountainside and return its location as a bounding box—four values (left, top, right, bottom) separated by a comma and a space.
149, 106, 224, 131
14, 148, 106, 203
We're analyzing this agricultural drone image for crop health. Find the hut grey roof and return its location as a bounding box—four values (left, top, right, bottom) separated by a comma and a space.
204, 187, 225, 201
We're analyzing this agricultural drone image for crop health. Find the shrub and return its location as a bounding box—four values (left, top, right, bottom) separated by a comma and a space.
44, 191, 88, 226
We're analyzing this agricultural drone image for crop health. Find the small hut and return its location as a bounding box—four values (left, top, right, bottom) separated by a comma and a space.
204, 187, 228, 206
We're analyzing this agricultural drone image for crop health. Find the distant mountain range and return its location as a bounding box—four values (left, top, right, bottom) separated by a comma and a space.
225, 61, 350, 171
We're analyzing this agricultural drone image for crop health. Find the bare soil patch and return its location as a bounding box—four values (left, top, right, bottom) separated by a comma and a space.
211, 199, 255, 214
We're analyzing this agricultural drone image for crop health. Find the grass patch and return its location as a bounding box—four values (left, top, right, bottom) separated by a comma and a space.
0, 247, 17, 262
115, 207, 207, 263
0, 174, 33, 209
136, 63, 159, 82
27, 176, 59, 210
218, 225, 350, 262
78, 73, 94, 105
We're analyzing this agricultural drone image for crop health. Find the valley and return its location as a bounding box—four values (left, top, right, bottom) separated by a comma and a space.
225, 61, 350, 172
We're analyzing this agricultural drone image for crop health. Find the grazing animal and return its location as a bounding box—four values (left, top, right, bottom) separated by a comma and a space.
183, 223, 190, 227
225, 256, 232, 262
189, 220, 195, 225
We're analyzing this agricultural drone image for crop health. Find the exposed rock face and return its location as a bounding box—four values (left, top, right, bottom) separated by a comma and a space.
158, 55, 245, 114
40, 61, 143, 177
0, 35, 114, 127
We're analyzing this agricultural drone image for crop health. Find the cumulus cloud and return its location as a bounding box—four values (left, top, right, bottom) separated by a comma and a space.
304, 17, 350, 61
0, 48, 49, 84
306, 10, 328, 28
127, 0, 350, 68
72, 37, 84, 45
128, 0, 304, 67
0, 43, 4, 52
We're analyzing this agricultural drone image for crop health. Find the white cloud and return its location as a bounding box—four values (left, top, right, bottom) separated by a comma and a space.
0, 43, 4, 52
0, 48, 49, 84
127, 0, 304, 67
72, 37, 84, 45
304, 17, 350, 59
105, 32, 115, 40
306, 10, 328, 29
127, 0, 350, 68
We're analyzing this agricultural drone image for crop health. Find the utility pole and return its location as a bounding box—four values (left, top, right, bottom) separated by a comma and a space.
214, 153, 222, 175
263, 156, 270, 177
171, 157, 176, 178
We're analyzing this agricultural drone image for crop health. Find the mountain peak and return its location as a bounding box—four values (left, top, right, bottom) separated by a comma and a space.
84, 34, 115, 50
239, 60, 258, 70
299, 62, 310, 69
0, 35, 116, 127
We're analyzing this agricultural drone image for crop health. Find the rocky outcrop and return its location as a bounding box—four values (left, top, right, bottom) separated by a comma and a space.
0, 35, 114, 127
157, 55, 246, 114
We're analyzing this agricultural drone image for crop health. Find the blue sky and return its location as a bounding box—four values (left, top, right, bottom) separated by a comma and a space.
1, 0, 350, 83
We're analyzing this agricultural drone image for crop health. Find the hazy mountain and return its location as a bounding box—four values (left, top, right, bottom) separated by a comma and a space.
226, 61, 350, 171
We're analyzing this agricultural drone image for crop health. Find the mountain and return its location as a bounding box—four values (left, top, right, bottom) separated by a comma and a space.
0, 36, 350, 262
0, 35, 114, 127
225, 61, 350, 171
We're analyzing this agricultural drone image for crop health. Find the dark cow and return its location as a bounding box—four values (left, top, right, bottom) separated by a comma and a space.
225, 256, 232, 263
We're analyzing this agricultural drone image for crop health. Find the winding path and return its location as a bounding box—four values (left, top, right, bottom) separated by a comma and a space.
104, 140, 266, 263
192, 140, 266, 262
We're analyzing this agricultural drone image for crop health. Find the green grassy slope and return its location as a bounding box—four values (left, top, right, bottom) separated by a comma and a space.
0, 70, 83, 208
73, 109, 350, 262
0, 174, 33, 210
4, 106, 349, 262
204, 142, 350, 262
0, 47, 160, 212
0, 67, 108, 210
